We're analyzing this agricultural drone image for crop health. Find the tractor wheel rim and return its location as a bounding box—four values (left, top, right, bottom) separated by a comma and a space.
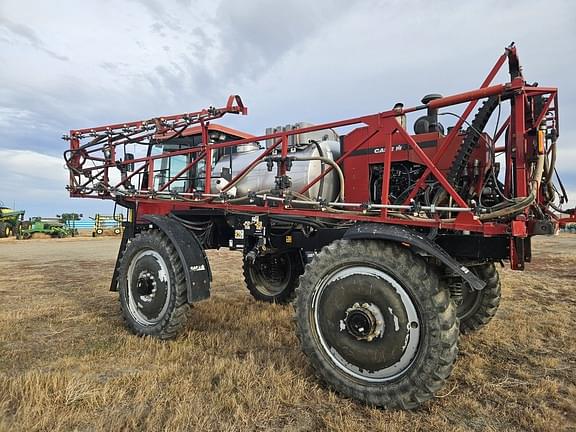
251, 254, 291, 295
127, 249, 171, 326
312, 265, 420, 382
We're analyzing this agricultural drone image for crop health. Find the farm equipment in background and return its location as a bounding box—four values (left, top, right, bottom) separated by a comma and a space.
59, 213, 82, 236
0, 204, 25, 238
64, 44, 569, 409
91, 214, 124, 237
19, 217, 74, 239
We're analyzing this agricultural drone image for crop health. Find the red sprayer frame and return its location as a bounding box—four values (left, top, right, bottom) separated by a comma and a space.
64, 46, 563, 268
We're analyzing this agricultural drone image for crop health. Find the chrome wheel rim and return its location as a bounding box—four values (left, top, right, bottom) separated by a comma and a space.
311, 265, 420, 382
127, 249, 171, 326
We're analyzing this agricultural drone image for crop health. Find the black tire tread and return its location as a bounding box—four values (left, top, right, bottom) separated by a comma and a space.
118, 230, 190, 340
243, 252, 301, 304
0, 222, 8, 238
459, 263, 501, 334
294, 239, 459, 409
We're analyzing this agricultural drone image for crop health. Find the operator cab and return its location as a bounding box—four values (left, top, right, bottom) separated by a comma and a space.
145, 125, 255, 192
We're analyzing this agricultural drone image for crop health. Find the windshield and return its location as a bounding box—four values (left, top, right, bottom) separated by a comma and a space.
147, 130, 246, 193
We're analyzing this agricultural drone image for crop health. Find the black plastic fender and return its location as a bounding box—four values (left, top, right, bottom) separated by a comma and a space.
343, 223, 486, 291
143, 214, 212, 303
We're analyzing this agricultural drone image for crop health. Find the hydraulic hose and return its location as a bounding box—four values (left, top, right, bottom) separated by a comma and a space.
310, 140, 326, 199
543, 139, 557, 202
479, 152, 544, 220
550, 203, 575, 215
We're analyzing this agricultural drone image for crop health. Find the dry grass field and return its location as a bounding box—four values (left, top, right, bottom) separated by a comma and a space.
0, 234, 575, 431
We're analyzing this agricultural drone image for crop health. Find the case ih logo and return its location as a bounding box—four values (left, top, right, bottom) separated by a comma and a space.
374, 145, 407, 153
350, 140, 437, 157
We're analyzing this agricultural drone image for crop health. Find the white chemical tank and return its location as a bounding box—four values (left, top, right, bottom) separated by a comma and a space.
211, 124, 341, 201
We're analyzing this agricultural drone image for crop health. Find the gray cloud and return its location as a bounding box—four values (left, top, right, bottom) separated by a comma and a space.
0, 17, 69, 61
151, 22, 165, 37
214, 0, 354, 82
130, 0, 185, 33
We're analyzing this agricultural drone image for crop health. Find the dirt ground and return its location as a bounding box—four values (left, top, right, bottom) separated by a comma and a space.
0, 235, 575, 431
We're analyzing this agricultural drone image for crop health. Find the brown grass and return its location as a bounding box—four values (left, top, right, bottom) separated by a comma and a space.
0, 235, 575, 431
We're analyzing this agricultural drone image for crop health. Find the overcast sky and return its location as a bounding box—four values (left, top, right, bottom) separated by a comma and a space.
0, 0, 574, 217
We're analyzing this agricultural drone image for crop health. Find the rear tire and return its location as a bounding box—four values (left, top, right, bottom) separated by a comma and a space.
294, 239, 459, 409
243, 250, 302, 303
0, 222, 8, 238
118, 230, 190, 339
455, 263, 501, 334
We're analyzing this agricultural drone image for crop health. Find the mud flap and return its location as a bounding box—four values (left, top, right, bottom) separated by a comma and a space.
343, 223, 486, 291
109, 218, 135, 292
143, 214, 212, 302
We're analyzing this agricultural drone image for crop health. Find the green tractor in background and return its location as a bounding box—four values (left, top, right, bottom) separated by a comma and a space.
59, 213, 82, 237
0, 204, 25, 238
19, 215, 79, 239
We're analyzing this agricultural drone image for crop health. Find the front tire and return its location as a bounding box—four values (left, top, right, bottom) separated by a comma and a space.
295, 239, 459, 409
118, 230, 190, 339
